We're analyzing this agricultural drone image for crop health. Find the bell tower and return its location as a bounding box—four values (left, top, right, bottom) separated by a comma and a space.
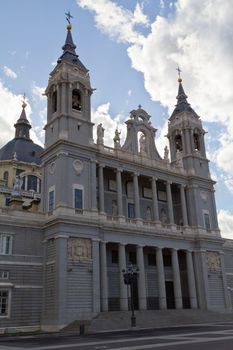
44, 18, 94, 148
167, 73, 209, 178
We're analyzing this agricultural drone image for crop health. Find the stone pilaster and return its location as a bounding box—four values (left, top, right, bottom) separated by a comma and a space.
151, 177, 159, 222
133, 173, 140, 219
98, 164, 105, 214
166, 181, 174, 224
180, 184, 188, 226
116, 168, 123, 217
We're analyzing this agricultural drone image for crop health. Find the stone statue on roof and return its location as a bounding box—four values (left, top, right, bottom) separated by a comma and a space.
97, 123, 105, 145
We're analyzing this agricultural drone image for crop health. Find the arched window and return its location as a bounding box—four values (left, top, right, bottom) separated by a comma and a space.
174, 134, 182, 151
72, 89, 82, 111
193, 133, 200, 151
52, 91, 57, 113
3, 171, 9, 187
21, 175, 41, 193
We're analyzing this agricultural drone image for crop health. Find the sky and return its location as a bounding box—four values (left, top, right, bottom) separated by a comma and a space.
0, 0, 233, 238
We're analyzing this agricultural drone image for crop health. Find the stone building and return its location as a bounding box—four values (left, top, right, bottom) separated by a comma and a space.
0, 21, 232, 333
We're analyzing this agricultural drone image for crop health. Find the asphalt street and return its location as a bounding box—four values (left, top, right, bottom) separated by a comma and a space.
1, 323, 233, 350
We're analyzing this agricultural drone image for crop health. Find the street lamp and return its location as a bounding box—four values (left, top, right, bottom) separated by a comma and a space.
122, 264, 139, 327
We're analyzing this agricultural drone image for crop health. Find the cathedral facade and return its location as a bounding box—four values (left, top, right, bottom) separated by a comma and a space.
0, 22, 232, 333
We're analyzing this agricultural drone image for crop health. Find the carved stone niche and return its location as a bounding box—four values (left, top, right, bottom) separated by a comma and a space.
207, 251, 221, 272
67, 237, 92, 262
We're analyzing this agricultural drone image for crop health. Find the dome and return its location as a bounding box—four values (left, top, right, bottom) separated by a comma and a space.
0, 138, 43, 165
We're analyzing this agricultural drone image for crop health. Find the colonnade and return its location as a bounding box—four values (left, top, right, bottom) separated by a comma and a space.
99, 242, 198, 312
93, 165, 188, 225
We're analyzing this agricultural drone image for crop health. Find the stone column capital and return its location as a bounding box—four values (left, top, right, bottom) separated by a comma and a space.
151, 176, 158, 182
98, 163, 105, 169
180, 183, 186, 189
166, 180, 172, 185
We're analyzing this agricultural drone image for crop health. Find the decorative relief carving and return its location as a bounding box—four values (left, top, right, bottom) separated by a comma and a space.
49, 162, 56, 174
67, 238, 92, 262
73, 159, 84, 175
200, 190, 208, 202
207, 251, 221, 272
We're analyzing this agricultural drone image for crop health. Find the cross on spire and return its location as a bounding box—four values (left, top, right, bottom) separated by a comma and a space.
176, 66, 182, 82
65, 11, 73, 24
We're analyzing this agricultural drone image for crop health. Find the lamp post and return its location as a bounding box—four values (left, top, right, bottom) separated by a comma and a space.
122, 264, 139, 327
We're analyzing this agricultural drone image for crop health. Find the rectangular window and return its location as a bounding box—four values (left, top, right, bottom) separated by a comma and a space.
108, 179, 117, 192
0, 290, 9, 316
48, 190, 55, 211
0, 235, 12, 255
204, 212, 211, 231
0, 272, 9, 279
128, 203, 135, 218
74, 188, 83, 209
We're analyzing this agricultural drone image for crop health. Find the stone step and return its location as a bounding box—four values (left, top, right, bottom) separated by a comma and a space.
88, 309, 233, 333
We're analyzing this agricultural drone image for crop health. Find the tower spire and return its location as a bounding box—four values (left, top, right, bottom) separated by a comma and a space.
14, 95, 31, 140
56, 13, 88, 72
170, 68, 196, 119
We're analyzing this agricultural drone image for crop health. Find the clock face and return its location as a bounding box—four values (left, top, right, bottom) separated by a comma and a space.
207, 251, 221, 272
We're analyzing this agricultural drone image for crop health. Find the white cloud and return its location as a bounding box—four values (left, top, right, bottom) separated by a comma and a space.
77, 0, 233, 224
92, 102, 126, 147
0, 81, 31, 147
3, 66, 17, 79
76, 0, 148, 44
32, 83, 46, 101
218, 210, 233, 239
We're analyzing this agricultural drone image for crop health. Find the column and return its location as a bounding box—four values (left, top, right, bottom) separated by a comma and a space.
220, 252, 232, 310
171, 248, 183, 309
57, 84, 61, 114
68, 83, 73, 115
184, 129, 191, 155
116, 169, 123, 216
55, 235, 68, 326
166, 181, 174, 224
186, 250, 197, 309
180, 184, 188, 226
137, 245, 147, 310
151, 177, 159, 222
119, 243, 128, 310
92, 239, 101, 313
193, 249, 209, 309
100, 241, 108, 311
133, 173, 140, 219
91, 160, 97, 211
61, 82, 66, 115
98, 164, 105, 214
156, 247, 167, 309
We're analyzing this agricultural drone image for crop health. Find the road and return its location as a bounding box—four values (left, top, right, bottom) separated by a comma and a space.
1, 323, 233, 350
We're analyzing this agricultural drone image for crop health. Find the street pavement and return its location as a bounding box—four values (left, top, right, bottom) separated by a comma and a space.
1, 323, 233, 350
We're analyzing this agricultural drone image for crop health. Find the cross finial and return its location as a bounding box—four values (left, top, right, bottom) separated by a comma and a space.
65, 11, 73, 24
138, 104, 142, 109
176, 66, 182, 82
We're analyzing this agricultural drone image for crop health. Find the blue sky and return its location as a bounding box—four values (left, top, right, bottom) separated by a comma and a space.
1, 0, 233, 237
